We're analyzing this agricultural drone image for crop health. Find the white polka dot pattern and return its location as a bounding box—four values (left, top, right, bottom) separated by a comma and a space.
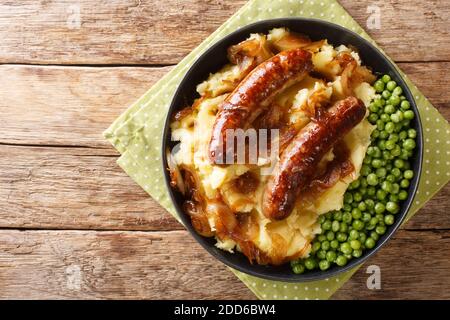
104, 0, 450, 300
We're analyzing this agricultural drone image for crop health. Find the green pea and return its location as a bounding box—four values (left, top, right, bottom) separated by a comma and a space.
293, 264, 305, 274
339, 221, 349, 232
352, 249, 363, 258
400, 100, 410, 110
322, 220, 332, 231
389, 194, 399, 202
386, 174, 396, 183
404, 110, 414, 120
344, 192, 353, 204
304, 257, 317, 270
400, 179, 410, 188
319, 259, 331, 271
384, 214, 395, 225
351, 209, 362, 221
385, 140, 396, 150
349, 229, 359, 240
359, 232, 367, 244
374, 80, 385, 92
362, 213, 371, 223
382, 74, 391, 83
380, 114, 390, 123
376, 189, 387, 201
365, 199, 375, 209
376, 225, 387, 235
386, 201, 399, 214
369, 102, 379, 113
336, 255, 348, 266
325, 212, 333, 219
386, 81, 397, 91
342, 212, 352, 225
393, 86, 403, 96
399, 130, 408, 140
370, 231, 380, 241
360, 178, 368, 188
318, 234, 327, 242
374, 202, 386, 214
391, 145, 401, 157
365, 237, 376, 249
331, 221, 340, 234
382, 150, 392, 160
353, 192, 362, 202
317, 250, 327, 260
330, 240, 339, 250
343, 204, 352, 212
367, 186, 376, 197
382, 90, 391, 99
388, 95, 401, 107
407, 128, 417, 138
391, 168, 402, 179
326, 231, 335, 241
403, 139, 416, 150
350, 179, 361, 189
391, 183, 400, 194
360, 165, 371, 176
352, 220, 364, 231
404, 170, 414, 180
384, 105, 395, 114
385, 121, 395, 133
375, 98, 386, 107
368, 113, 379, 124
318, 215, 326, 224
366, 173, 379, 186
379, 131, 389, 141
350, 239, 361, 250
312, 242, 321, 252
394, 159, 405, 169
381, 181, 393, 193
326, 250, 337, 263
398, 190, 408, 200
340, 242, 352, 255
370, 217, 379, 226
389, 133, 399, 142
337, 232, 348, 242
390, 113, 400, 123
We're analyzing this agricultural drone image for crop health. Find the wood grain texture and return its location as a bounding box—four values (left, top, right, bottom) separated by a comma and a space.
0, 229, 447, 299
0, 62, 448, 148
0, 65, 171, 148
0, 145, 182, 231
1, 144, 448, 231
0, 0, 448, 64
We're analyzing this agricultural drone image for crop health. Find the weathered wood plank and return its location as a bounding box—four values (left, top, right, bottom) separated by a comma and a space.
0, 144, 448, 231
0, 65, 170, 148
0, 0, 448, 65
0, 145, 182, 231
0, 229, 447, 299
0, 63, 448, 148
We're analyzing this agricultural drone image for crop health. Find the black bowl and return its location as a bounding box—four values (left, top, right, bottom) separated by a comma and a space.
162, 18, 423, 282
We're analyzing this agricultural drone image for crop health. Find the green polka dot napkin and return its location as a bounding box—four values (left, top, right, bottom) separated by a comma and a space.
104, 0, 450, 300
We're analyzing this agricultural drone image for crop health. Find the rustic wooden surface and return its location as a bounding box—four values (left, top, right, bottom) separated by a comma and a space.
0, 0, 449, 300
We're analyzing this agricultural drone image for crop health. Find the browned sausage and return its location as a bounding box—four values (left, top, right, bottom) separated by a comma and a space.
209, 48, 313, 164
262, 96, 366, 220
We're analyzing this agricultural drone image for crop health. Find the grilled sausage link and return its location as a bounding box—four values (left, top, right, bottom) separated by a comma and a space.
262, 97, 367, 220
209, 48, 313, 164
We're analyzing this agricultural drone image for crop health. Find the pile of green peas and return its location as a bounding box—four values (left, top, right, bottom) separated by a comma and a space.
291, 74, 417, 274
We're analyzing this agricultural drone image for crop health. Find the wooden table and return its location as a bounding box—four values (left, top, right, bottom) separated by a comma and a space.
0, 0, 449, 300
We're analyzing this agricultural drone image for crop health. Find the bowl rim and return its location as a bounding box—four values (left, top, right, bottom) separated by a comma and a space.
161, 17, 423, 282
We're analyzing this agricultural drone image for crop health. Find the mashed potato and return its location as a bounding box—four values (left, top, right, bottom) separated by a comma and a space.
170, 28, 376, 265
